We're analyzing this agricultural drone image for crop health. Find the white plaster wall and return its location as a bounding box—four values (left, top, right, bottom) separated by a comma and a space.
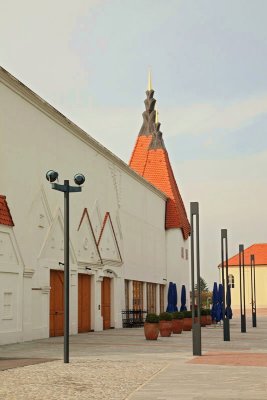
0, 226, 23, 345
120, 174, 166, 284
166, 229, 190, 310
0, 76, 168, 342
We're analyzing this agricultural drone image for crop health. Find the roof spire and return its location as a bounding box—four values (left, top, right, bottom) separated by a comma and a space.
138, 70, 156, 136
155, 107, 159, 124
148, 68, 153, 91
149, 109, 165, 150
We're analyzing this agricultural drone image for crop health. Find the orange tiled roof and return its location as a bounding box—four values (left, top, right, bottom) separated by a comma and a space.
0, 195, 14, 226
227, 244, 267, 266
129, 135, 152, 175
142, 148, 190, 239
129, 86, 190, 239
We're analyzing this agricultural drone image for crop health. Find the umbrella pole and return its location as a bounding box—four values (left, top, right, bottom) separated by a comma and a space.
190, 202, 201, 356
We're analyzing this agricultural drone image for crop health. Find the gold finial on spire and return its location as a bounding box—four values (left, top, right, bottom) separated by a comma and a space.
148, 68, 153, 91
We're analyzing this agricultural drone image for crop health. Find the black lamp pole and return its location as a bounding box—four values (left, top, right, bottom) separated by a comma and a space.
46, 171, 85, 363
239, 244, 246, 333
250, 254, 257, 328
221, 229, 230, 341
190, 202, 201, 356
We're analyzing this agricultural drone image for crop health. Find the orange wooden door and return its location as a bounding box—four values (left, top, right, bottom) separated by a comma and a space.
50, 270, 64, 337
78, 274, 91, 333
101, 277, 111, 330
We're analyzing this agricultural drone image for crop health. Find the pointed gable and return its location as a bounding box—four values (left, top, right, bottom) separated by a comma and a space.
77, 208, 102, 265
39, 208, 76, 264
227, 244, 267, 266
0, 195, 14, 226
97, 212, 122, 265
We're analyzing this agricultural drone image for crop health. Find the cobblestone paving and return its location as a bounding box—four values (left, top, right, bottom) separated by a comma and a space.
0, 358, 167, 400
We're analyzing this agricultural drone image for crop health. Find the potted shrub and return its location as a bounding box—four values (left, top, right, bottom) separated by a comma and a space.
172, 311, 184, 334
159, 312, 173, 337
205, 309, 212, 325
200, 309, 207, 327
144, 313, 160, 340
182, 310, 192, 331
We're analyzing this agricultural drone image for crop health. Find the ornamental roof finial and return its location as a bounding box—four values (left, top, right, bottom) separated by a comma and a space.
148, 68, 153, 91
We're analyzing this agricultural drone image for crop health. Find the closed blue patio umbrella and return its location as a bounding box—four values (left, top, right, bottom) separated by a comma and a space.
180, 285, 187, 312
166, 282, 176, 312
218, 284, 224, 322
225, 284, 233, 319
173, 283, 178, 312
211, 282, 218, 322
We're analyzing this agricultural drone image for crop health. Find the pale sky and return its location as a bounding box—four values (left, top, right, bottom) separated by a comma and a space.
1, 0, 267, 288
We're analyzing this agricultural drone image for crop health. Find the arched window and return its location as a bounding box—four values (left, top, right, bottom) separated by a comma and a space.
229, 274, 235, 288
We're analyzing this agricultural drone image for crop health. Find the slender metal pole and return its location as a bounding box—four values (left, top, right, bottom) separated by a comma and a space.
242, 247, 246, 332
50, 174, 83, 364
253, 256, 257, 327
64, 180, 70, 363
190, 202, 201, 356
225, 233, 230, 339
239, 245, 243, 324
190, 208, 195, 323
196, 211, 201, 326
251, 254, 257, 327
239, 244, 246, 333
221, 229, 230, 341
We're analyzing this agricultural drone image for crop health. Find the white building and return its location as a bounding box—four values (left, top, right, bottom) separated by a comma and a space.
0, 67, 190, 345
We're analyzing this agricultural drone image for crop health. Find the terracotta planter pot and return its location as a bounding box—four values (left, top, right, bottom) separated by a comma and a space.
206, 315, 212, 325
183, 317, 192, 331
200, 316, 206, 327
172, 319, 184, 334
144, 322, 159, 340
159, 320, 172, 337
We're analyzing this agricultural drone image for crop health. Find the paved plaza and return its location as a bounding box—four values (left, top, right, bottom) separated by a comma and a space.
0, 316, 266, 399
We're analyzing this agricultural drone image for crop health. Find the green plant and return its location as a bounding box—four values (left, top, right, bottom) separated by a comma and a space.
159, 312, 172, 321
172, 311, 184, 320
183, 310, 192, 318
145, 313, 160, 323
200, 309, 206, 316
194, 276, 209, 292
205, 309, 211, 316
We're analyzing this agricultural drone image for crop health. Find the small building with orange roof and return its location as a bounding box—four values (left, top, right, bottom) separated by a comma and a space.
219, 244, 267, 314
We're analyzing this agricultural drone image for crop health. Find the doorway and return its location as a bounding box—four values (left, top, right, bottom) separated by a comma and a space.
78, 274, 91, 333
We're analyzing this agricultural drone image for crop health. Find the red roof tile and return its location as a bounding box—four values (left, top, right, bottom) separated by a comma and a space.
129, 135, 152, 175
129, 135, 190, 239
142, 148, 190, 239
227, 244, 267, 266
0, 195, 14, 226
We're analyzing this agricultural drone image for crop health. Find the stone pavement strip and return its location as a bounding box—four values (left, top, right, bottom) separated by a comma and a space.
0, 358, 168, 400
0, 358, 57, 371
0, 316, 267, 399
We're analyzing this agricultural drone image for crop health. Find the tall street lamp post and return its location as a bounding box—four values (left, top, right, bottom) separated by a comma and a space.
239, 244, 246, 333
46, 170, 85, 363
221, 229, 230, 341
250, 254, 257, 328
190, 202, 201, 356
